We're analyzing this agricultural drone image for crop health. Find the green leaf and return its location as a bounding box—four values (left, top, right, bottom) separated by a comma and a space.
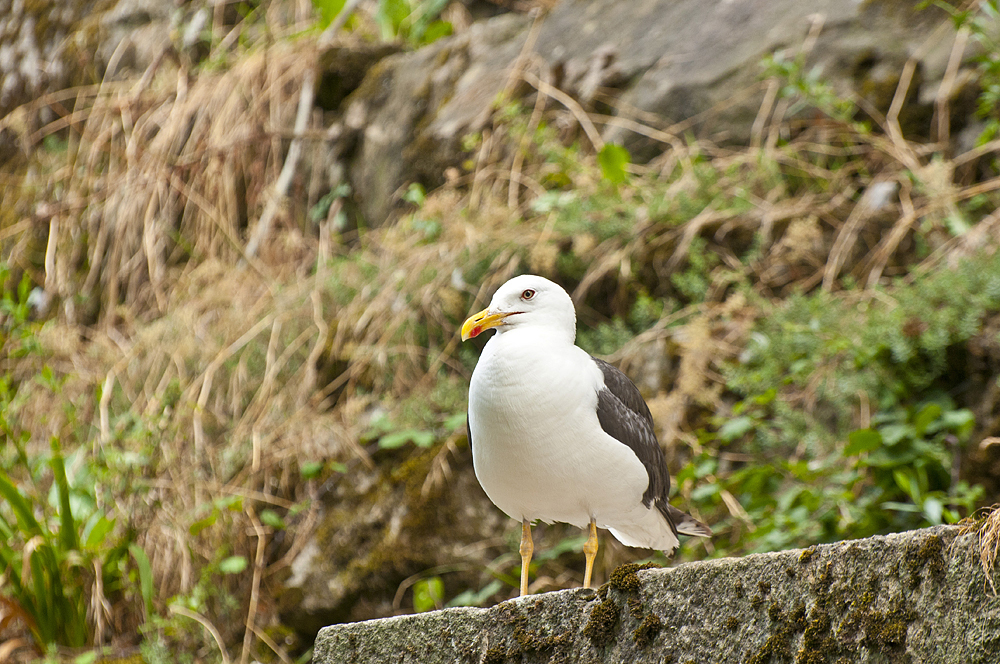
218, 556, 248, 574
300, 461, 324, 479
691, 482, 721, 502
882, 501, 923, 513
893, 469, 920, 503
753, 388, 777, 406
598, 143, 630, 184
260, 509, 286, 530
412, 576, 444, 612
376, 0, 411, 38
379, 429, 435, 449
418, 19, 452, 45
879, 423, 912, 446
311, 0, 347, 28
447, 579, 502, 608
403, 183, 426, 205
50, 437, 78, 552
944, 211, 970, 236
443, 412, 467, 432
940, 408, 975, 439
923, 497, 944, 525
913, 403, 943, 437
129, 543, 154, 617
217, 495, 244, 512
189, 510, 218, 537
0, 473, 42, 535
718, 416, 754, 443
83, 515, 115, 549
362, 413, 395, 442
844, 428, 882, 457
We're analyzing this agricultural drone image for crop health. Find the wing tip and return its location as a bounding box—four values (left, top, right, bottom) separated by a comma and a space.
667, 504, 712, 538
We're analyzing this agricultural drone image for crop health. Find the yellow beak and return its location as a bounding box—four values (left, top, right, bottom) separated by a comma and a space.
461, 308, 510, 341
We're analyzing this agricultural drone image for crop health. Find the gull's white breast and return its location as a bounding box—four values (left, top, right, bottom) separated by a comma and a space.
468, 327, 650, 530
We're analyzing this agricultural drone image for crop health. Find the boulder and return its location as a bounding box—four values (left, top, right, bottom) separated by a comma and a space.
334, 0, 972, 225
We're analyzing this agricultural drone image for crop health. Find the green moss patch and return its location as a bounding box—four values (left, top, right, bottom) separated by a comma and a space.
609, 562, 661, 593
632, 613, 663, 647
904, 533, 946, 588
583, 597, 620, 648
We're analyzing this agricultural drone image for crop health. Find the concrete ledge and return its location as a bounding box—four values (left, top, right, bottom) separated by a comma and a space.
312, 526, 999, 663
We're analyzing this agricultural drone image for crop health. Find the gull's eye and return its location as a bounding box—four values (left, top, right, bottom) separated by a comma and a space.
521, 289, 536, 301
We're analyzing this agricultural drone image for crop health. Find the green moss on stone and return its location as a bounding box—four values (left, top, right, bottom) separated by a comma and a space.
632, 613, 662, 647
583, 597, 620, 648
768, 602, 784, 622
905, 533, 945, 588
725, 616, 740, 631
796, 605, 836, 664
495, 602, 573, 656
800, 546, 817, 563
862, 605, 917, 649
483, 646, 507, 664
749, 633, 792, 664
609, 562, 660, 593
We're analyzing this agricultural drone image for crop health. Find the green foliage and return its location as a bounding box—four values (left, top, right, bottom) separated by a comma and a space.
0, 271, 40, 359
685, 251, 1000, 557
378, 428, 435, 449
847, 397, 979, 525
0, 267, 150, 652
218, 556, 249, 574
152, 548, 244, 650
577, 292, 669, 357
313, 0, 452, 45
368, 406, 467, 451
412, 575, 444, 612
309, 182, 351, 227
670, 236, 723, 301
598, 143, 631, 184
935, 0, 1000, 144
761, 49, 856, 122
311, 0, 348, 28
446, 579, 503, 607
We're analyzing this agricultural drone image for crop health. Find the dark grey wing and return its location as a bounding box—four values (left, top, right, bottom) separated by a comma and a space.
591, 357, 676, 534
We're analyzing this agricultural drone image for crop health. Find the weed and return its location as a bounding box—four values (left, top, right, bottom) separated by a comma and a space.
0, 265, 153, 653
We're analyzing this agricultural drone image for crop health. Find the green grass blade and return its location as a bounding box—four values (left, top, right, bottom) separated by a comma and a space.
27, 547, 55, 645
0, 473, 42, 535
129, 543, 154, 617
50, 437, 79, 552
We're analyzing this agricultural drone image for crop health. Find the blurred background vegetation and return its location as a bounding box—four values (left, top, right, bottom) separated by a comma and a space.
1, 0, 999, 661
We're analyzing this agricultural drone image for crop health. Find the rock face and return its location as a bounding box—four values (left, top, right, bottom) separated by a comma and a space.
312, 526, 999, 663
279, 442, 509, 635
336, 0, 972, 225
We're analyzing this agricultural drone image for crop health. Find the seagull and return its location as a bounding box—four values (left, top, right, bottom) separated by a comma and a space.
461, 274, 710, 596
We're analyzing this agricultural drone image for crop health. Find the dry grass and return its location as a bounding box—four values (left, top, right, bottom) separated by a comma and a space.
12, 39, 319, 329
963, 504, 1000, 595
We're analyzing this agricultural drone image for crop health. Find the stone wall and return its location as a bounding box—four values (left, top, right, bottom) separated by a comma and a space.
313, 525, 999, 663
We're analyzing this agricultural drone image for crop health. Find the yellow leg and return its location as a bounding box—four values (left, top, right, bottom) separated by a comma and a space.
519, 519, 533, 596
583, 519, 598, 588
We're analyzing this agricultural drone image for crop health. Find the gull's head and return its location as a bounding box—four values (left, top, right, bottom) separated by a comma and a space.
461, 274, 576, 343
